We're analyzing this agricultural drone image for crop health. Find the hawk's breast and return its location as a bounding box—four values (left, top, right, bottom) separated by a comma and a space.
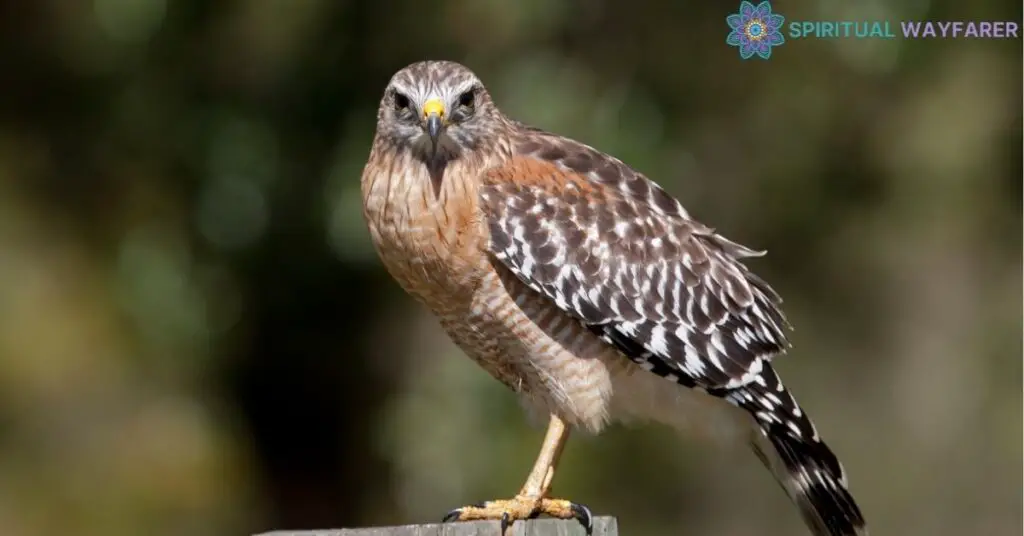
361, 151, 494, 311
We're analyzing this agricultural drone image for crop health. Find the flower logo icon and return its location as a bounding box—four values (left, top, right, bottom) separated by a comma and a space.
727, 1, 785, 60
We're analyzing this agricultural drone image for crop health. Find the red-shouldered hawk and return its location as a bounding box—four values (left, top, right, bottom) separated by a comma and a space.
361, 60, 867, 536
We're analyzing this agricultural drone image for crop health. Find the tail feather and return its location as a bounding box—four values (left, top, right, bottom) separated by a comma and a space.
753, 421, 866, 536
719, 364, 867, 536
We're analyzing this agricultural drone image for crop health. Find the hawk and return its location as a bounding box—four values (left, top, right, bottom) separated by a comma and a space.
360, 60, 866, 536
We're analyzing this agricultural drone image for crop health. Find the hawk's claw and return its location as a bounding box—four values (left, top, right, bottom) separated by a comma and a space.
441, 508, 461, 524
442, 501, 488, 523
571, 502, 594, 535
440, 497, 592, 534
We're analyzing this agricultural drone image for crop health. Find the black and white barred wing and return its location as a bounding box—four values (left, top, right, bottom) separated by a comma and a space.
481, 154, 866, 535
479, 155, 790, 391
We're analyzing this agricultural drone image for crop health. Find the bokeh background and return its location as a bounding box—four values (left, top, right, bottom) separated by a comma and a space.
0, 1, 1020, 535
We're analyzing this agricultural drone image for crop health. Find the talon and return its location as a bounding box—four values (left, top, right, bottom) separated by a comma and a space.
570, 502, 594, 535
500, 511, 511, 534
441, 508, 462, 523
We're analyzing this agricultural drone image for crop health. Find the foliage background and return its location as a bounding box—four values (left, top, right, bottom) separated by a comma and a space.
0, 1, 1020, 535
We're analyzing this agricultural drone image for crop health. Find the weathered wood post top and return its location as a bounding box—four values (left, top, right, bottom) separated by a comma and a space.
256, 516, 618, 536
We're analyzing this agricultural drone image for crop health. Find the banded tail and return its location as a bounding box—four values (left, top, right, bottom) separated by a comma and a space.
719, 364, 867, 536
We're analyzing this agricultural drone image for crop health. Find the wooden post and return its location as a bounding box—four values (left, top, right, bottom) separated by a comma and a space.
256, 516, 618, 536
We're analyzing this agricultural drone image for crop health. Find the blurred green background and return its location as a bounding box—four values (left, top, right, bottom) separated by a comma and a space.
0, 1, 1020, 535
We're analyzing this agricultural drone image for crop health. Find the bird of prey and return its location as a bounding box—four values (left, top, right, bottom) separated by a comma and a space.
360, 60, 866, 536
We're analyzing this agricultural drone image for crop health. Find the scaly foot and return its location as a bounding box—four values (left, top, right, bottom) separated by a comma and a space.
442, 495, 593, 535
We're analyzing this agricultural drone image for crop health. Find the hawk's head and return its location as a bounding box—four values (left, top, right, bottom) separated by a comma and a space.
374, 60, 507, 161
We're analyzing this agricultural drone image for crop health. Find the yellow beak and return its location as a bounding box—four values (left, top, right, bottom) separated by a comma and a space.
422, 98, 445, 143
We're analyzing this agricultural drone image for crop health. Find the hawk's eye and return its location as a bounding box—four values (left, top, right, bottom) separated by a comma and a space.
393, 92, 410, 111
457, 90, 475, 108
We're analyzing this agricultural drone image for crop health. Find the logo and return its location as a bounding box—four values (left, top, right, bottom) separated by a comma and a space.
727, 1, 1018, 60
726, 1, 786, 60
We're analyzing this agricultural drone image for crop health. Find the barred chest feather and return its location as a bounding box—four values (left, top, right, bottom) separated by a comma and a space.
361, 152, 500, 314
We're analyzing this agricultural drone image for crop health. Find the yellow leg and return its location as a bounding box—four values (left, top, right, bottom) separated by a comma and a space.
520, 412, 569, 496
442, 414, 592, 534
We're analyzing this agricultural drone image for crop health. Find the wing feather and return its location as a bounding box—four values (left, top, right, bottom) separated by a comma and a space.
484, 126, 866, 536
480, 139, 790, 391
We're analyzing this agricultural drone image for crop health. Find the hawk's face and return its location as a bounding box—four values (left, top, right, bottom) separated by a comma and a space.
374, 61, 506, 161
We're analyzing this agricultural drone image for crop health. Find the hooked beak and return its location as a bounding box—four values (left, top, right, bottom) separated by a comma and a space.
422, 98, 445, 149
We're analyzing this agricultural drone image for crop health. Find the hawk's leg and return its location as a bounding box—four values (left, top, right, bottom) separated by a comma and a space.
441, 414, 593, 535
